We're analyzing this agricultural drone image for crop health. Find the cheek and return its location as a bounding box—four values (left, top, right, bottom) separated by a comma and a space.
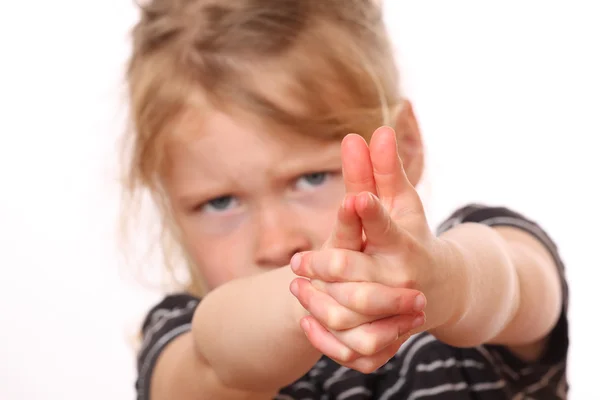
180, 223, 255, 290
321, 209, 339, 243
299, 201, 340, 248
315, 188, 345, 244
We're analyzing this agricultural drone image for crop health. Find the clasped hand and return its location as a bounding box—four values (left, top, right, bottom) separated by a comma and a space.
290, 126, 446, 373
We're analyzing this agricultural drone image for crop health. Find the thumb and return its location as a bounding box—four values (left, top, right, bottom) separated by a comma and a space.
324, 194, 363, 251
355, 192, 404, 250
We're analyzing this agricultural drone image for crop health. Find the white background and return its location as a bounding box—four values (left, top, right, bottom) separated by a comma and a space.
1, 1, 598, 399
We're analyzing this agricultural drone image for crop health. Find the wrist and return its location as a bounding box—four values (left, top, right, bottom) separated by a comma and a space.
426, 236, 472, 335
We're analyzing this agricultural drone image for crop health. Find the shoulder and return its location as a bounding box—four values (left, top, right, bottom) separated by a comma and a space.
140, 293, 201, 337
437, 202, 567, 278
436, 203, 566, 289
138, 293, 201, 358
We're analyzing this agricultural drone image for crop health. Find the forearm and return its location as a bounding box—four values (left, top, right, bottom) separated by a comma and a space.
192, 266, 321, 391
428, 222, 561, 348
428, 222, 518, 346
150, 333, 276, 400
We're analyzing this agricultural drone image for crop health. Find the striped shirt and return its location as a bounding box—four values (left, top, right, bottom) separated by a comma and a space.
135, 205, 569, 399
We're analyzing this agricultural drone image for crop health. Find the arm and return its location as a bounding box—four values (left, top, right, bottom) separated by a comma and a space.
149, 333, 276, 400
192, 266, 320, 390
429, 219, 563, 359
142, 266, 320, 400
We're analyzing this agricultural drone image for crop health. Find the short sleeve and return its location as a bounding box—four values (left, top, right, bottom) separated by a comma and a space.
135, 293, 201, 400
436, 204, 569, 365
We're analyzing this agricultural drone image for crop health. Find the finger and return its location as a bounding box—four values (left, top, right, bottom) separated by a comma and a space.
341, 134, 377, 195
355, 192, 413, 250
291, 248, 391, 285
341, 336, 405, 374
312, 280, 426, 316
291, 278, 375, 330
300, 315, 360, 363
331, 313, 425, 357
325, 194, 363, 251
369, 126, 417, 206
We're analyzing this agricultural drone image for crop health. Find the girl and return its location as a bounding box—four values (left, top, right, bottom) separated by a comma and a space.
124, 1, 568, 398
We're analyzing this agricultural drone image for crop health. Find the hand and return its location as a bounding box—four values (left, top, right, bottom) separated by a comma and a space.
290, 193, 426, 372
290, 127, 445, 372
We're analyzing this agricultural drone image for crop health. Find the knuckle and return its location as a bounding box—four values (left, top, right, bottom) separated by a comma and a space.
337, 347, 355, 363
392, 291, 408, 313
348, 285, 369, 312
330, 250, 348, 279
358, 335, 380, 356
391, 267, 418, 289
326, 307, 348, 331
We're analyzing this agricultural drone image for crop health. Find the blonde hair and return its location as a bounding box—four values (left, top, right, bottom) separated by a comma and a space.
122, 0, 403, 296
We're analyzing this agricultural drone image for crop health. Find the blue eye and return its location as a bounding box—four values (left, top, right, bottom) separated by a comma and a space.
204, 196, 237, 212
297, 172, 329, 189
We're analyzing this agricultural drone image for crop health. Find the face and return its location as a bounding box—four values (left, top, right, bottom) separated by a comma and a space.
163, 111, 346, 290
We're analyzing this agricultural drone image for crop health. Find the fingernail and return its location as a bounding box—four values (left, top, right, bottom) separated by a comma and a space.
413, 294, 427, 312
290, 280, 299, 297
300, 317, 311, 333
412, 315, 425, 329
290, 253, 302, 272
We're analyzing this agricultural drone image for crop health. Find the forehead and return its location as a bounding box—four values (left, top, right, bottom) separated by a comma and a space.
164, 109, 342, 189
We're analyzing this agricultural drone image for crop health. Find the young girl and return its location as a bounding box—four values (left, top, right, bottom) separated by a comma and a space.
124, 1, 569, 399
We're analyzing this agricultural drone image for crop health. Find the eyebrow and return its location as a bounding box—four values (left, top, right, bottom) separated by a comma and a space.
173, 145, 342, 207
267, 146, 342, 179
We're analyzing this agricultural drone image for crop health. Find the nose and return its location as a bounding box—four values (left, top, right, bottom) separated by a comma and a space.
254, 206, 312, 269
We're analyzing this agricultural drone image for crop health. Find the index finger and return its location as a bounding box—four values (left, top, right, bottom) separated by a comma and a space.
325, 194, 363, 251
313, 280, 427, 316
341, 134, 377, 195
